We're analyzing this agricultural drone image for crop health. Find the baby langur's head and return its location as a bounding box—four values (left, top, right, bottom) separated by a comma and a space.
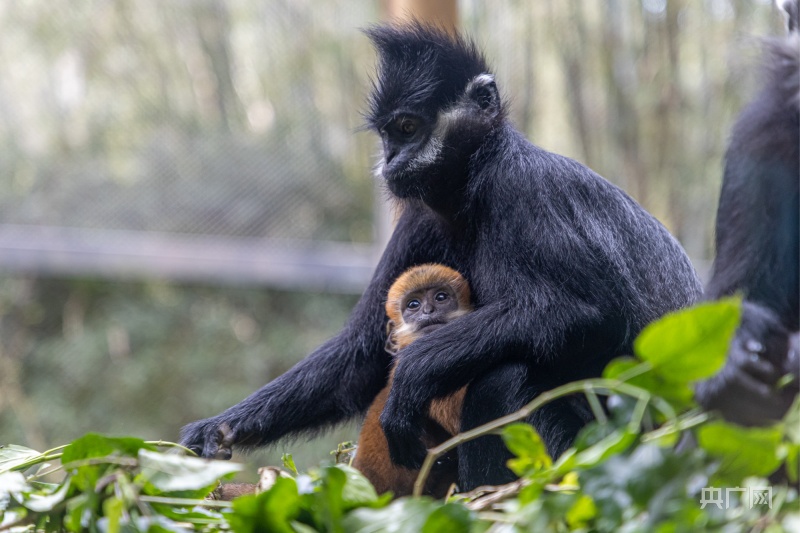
384, 264, 472, 355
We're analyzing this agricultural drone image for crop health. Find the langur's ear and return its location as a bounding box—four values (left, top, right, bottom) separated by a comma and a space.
467, 74, 500, 116
778, 0, 799, 32
384, 319, 399, 355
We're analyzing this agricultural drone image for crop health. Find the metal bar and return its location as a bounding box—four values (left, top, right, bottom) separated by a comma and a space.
0, 224, 378, 293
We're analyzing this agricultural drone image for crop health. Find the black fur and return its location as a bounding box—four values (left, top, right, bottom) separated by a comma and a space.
180, 23, 701, 490
697, 5, 800, 423
705, 36, 799, 327
365, 25, 489, 131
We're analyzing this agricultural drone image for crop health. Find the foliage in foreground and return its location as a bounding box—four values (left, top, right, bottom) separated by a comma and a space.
1, 298, 799, 532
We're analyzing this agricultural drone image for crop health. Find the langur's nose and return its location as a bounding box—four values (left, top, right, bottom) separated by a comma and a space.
383, 139, 398, 164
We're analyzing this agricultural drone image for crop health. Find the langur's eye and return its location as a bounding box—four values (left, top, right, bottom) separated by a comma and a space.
407, 299, 420, 310
398, 117, 418, 136
435, 292, 448, 302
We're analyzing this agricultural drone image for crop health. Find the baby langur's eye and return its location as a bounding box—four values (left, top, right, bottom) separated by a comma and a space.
406, 299, 421, 310
434, 292, 448, 302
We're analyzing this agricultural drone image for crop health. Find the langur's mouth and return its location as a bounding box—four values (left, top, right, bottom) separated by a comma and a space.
417, 321, 446, 334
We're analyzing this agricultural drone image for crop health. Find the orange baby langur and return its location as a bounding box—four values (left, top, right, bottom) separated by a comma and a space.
353, 264, 472, 498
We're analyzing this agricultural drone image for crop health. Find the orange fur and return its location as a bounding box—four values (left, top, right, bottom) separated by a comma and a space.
353, 264, 471, 498
385, 264, 472, 353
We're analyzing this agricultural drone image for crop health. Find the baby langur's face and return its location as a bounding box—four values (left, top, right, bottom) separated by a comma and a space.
401, 285, 460, 334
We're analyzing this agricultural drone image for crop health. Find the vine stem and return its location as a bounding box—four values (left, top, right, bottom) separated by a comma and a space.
412, 378, 673, 497
453, 408, 713, 510
146, 440, 198, 456
11, 440, 191, 478
640, 409, 709, 442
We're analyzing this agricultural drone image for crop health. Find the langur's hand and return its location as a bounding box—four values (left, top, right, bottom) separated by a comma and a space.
696, 303, 797, 426
180, 418, 237, 459
379, 391, 428, 470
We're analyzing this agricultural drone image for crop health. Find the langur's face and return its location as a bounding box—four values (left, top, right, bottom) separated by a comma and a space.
401, 285, 460, 334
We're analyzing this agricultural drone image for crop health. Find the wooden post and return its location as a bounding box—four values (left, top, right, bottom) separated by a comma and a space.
384, 0, 458, 32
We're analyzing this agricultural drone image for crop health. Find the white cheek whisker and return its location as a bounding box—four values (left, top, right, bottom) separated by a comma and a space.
407, 135, 443, 172
394, 322, 415, 338
373, 157, 386, 179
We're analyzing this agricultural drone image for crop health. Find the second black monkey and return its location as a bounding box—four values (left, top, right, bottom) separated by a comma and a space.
697, 0, 800, 426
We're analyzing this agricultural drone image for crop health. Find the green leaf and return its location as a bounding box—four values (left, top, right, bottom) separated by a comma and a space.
312, 466, 347, 532
61, 437, 137, 494
422, 503, 474, 533
0, 510, 27, 530
0, 472, 32, 515
785, 443, 799, 484
0, 445, 44, 474
229, 477, 300, 533
0, 471, 28, 495
517, 481, 545, 506
16, 478, 71, 512
573, 428, 638, 469
61, 434, 155, 463
633, 298, 741, 383
603, 358, 694, 410
150, 503, 223, 525
282, 453, 298, 476
502, 424, 552, 476
336, 465, 381, 510
289, 522, 318, 533
102, 496, 123, 533
299, 465, 387, 532
783, 395, 800, 444
602, 357, 643, 381
697, 421, 783, 483
342, 499, 442, 533
565, 494, 597, 528
137, 449, 242, 495
65, 493, 92, 533
134, 516, 194, 533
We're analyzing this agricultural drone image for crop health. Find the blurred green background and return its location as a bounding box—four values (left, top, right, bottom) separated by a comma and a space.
0, 0, 785, 477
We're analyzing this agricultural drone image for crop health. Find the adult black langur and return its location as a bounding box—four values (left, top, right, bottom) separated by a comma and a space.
697, 0, 800, 425
180, 23, 701, 490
